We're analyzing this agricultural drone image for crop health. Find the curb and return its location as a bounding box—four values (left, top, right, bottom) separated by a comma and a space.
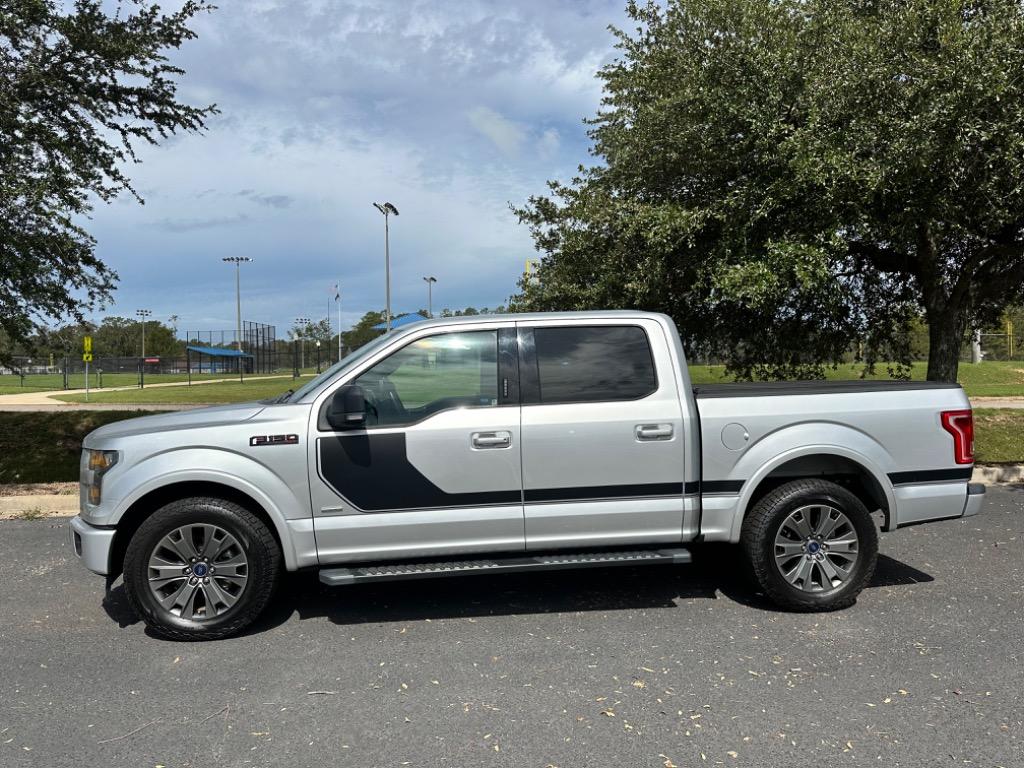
0, 493, 78, 519
973, 464, 1024, 485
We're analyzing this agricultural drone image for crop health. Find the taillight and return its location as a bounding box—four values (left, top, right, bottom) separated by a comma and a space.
940, 409, 974, 465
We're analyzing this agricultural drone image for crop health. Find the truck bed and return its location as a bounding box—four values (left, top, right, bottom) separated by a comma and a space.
691, 376, 973, 538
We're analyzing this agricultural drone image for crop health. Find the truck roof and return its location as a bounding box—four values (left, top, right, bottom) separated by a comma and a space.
384, 309, 665, 334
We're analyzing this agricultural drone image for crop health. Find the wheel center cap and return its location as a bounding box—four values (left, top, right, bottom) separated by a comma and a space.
806, 541, 821, 555
192, 563, 209, 578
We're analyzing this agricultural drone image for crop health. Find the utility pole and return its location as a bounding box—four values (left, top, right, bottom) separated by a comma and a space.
372, 202, 399, 330
423, 275, 437, 318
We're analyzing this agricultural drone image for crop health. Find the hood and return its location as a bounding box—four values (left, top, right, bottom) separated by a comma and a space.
83, 402, 266, 445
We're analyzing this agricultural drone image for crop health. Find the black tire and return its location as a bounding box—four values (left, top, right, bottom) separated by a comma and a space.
123, 497, 281, 640
742, 479, 878, 611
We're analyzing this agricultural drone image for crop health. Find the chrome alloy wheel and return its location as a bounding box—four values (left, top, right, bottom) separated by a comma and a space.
773, 504, 859, 592
146, 524, 249, 620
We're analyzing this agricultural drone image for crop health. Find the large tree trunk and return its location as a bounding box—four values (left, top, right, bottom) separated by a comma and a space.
924, 301, 968, 383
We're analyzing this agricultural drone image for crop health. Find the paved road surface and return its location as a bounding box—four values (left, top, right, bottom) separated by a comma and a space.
1, 489, 1021, 767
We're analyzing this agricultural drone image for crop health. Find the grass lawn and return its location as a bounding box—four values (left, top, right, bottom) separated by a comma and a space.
688, 360, 1024, 398
0, 371, 290, 395
973, 409, 1024, 463
0, 411, 161, 483
54, 376, 303, 405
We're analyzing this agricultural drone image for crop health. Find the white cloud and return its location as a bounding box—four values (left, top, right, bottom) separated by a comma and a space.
537, 127, 561, 159
467, 106, 527, 156
83, 0, 630, 332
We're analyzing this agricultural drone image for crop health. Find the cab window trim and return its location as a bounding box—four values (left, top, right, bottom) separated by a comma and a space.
317, 327, 515, 432
517, 324, 659, 406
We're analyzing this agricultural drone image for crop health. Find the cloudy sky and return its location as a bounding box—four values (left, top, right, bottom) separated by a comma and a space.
88, 0, 629, 336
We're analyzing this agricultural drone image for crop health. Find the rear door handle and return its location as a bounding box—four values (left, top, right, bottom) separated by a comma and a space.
472, 431, 512, 449
635, 424, 673, 441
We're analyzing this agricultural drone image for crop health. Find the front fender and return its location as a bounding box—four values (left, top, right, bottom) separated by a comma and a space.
724, 422, 897, 542
102, 447, 314, 570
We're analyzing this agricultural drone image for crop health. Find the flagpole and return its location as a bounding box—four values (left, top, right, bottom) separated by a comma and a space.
336, 282, 342, 362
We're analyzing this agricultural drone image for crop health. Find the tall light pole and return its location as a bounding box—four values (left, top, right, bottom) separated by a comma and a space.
222, 257, 253, 353
372, 202, 399, 330
295, 316, 309, 372
334, 281, 342, 362
423, 275, 437, 318
135, 309, 152, 357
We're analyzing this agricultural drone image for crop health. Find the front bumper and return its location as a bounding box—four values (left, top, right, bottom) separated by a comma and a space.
69, 516, 115, 575
963, 482, 986, 517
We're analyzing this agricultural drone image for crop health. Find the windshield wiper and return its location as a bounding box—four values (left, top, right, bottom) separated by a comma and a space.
273, 389, 294, 404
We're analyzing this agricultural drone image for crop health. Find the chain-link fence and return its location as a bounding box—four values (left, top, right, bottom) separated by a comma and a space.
1, 322, 286, 391
0, 355, 271, 392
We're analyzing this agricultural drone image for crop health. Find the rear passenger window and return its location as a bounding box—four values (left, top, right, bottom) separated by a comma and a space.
533, 326, 657, 404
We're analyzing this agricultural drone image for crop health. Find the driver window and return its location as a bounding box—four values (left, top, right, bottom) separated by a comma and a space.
352, 330, 498, 427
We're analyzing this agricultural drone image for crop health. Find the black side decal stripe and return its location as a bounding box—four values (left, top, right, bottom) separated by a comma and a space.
319, 434, 521, 511
702, 480, 745, 494
319, 433, 747, 512
888, 467, 973, 485
525, 482, 683, 503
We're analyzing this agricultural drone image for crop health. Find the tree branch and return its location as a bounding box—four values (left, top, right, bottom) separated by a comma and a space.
847, 241, 914, 275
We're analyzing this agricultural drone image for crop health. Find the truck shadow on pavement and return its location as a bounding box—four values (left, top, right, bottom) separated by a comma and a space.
100, 547, 935, 639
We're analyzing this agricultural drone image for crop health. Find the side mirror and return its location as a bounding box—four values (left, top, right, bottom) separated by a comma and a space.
328, 385, 367, 429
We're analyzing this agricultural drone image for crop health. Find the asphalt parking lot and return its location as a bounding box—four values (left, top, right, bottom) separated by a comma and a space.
1, 488, 1021, 768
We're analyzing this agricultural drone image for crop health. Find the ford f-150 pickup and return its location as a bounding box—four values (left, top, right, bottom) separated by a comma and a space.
70, 311, 985, 639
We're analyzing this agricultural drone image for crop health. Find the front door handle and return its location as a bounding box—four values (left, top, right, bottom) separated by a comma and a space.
635, 424, 673, 441
472, 431, 512, 449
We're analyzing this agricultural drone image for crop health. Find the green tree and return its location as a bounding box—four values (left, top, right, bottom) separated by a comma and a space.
438, 306, 505, 317
138, 322, 180, 358
93, 316, 139, 357
341, 311, 386, 351
90, 316, 179, 357
0, 0, 216, 356
514, 0, 1024, 382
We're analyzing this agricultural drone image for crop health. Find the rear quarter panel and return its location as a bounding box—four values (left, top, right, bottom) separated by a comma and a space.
696, 385, 972, 541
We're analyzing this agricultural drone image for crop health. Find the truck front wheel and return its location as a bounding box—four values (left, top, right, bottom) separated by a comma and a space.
123, 497, 281, 640
742, 479, 878, 611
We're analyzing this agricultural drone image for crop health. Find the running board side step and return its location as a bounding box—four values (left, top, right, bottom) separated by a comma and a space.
318, 548, 692, 586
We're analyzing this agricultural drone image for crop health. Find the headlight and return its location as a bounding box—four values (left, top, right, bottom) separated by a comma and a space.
83, 449, 118, 505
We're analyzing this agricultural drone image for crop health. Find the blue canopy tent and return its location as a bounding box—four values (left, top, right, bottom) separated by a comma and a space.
185, 345, 253, 381
372, 314, 428, 331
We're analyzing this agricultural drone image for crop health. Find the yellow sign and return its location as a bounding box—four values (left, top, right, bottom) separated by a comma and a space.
83, 335, 93, 353
82, 353, 93, 362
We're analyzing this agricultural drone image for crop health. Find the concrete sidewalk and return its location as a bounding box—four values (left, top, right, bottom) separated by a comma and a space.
0, 484, 78, 519
0, 373, 297, 410
971, 397, 1024, 408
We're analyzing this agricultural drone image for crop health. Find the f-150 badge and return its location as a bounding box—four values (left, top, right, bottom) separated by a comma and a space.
249, 434, 299, 447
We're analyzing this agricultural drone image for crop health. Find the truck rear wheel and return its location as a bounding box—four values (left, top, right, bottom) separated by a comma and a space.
123, 497, 281, 640
742, 479, 878, 611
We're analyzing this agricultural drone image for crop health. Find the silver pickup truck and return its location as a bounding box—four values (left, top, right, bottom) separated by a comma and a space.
70, 311, 984, 639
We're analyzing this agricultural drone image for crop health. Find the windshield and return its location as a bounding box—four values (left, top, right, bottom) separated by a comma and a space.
286, 332, 396, 403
